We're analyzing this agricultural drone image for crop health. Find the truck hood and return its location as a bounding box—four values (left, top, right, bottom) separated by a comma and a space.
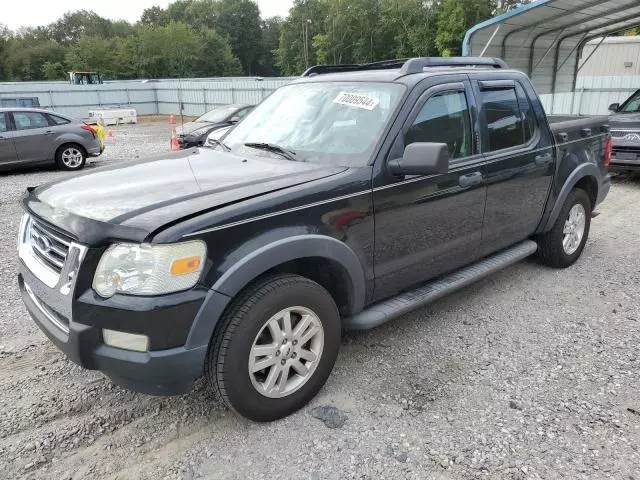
177, 121, 224, 136
609, 112, 640, 128
29, 148, 346, 239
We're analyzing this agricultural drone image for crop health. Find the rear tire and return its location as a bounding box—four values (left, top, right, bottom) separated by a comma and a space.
205, 274, 341, 422
537, 188, 591, 268
56, 144, 86, 171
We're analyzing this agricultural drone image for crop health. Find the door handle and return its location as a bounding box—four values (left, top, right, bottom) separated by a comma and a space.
458, 171, 484, 188
535, 153, 553, 166
43, 131, 54, 135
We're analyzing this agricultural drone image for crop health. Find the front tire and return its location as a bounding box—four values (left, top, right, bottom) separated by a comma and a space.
56, 144, 86, 171
205, 274, 341, 422
537, 188, 591, 268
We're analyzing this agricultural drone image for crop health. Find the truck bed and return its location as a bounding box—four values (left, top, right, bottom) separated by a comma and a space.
547, 115, 609, 143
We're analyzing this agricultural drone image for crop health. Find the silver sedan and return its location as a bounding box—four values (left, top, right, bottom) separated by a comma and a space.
0, 108, 103, 171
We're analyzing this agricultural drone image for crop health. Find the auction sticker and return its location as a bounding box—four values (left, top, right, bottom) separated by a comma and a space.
333, 92, 380, 110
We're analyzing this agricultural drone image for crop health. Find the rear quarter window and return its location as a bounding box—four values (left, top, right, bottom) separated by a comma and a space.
48, 114, 71, 125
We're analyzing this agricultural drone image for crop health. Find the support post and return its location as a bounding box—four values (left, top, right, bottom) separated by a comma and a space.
532, 29, 565, 73
153, 86, 159, 115
479, 25, 501, 57
576, 35, 607, 74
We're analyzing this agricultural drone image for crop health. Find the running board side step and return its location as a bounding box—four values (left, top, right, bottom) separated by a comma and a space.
343, 240, 538, 330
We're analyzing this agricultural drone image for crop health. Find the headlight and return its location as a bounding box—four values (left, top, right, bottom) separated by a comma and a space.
93, 241, 206, 298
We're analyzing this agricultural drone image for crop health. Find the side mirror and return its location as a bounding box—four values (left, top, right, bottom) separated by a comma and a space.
609, 103, 620, 112
230, 116, 241, 124
388, 142, 450, 176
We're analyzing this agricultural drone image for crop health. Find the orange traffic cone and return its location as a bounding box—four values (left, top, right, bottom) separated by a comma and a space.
169, 113, 175, 125
107, 128, 113, 138
171, 128, 180, 151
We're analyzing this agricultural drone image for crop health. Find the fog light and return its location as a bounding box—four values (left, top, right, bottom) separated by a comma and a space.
103, 329, 149, 352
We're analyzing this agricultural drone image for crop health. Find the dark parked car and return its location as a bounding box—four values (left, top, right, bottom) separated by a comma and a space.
608, 89, 640, 171
18, 58, 611, 422
0, 108, 102, 171
177, 104, 253, 149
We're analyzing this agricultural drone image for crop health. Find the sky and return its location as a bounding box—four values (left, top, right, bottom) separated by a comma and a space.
1, 0, 294, 31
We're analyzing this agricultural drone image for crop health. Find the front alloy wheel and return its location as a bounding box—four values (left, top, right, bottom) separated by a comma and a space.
249, 306, 324, 398
205, 274, 341, 422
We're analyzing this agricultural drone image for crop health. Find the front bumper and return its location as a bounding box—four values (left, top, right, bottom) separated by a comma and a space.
178, 136, 202, 149
17, 216, 212, 395
18, 267, 208, 395
610, 158, 640, 171
610, 141, 640, 171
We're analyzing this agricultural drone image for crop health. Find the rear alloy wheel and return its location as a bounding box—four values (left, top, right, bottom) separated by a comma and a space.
205, 274, 341, 422
56, 145, 86, 171
562, 203, 587, 255
537, 188, 591, 268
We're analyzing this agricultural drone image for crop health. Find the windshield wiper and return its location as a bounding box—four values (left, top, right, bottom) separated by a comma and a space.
244, 142, 299, 162
207, 138, 231, 151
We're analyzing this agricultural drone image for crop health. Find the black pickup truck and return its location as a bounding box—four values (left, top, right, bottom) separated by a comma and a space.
18, 58, 611, 422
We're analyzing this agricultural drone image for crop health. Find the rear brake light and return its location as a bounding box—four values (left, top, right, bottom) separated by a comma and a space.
604, 136, 613, 168
82, 124, 97, 135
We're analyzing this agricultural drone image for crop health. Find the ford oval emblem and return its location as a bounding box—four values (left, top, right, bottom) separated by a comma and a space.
35, 235, 52, 254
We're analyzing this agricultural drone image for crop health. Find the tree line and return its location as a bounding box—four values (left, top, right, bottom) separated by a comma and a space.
4, 0, 633, 82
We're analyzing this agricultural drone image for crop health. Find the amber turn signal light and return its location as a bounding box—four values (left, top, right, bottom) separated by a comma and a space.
170, 256, 202, 276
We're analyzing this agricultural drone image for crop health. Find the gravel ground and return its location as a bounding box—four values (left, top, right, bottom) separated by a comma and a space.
1, 121, 639, 479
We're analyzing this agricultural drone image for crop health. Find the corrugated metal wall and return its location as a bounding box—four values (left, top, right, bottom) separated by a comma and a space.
0, 78, 294, 119
541, 75, 640, 115
579, 37, 640, 77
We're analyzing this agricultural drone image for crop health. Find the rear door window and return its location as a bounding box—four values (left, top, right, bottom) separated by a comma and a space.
0, 113, 8, 133
405, 90, 472, 160
480, 88, 525, 151
13, 112, 50, 130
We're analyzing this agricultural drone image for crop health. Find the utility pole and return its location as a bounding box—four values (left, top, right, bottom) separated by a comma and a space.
303, 19, 312, 68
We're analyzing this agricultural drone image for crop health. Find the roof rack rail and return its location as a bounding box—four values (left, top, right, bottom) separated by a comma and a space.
301, 59, 409, 77
399, 57, 508, 74
301, 57, 508, 77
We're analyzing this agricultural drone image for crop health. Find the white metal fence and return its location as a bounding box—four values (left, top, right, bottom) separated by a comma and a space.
0, 78, 294, 119
0, 75, 638, 119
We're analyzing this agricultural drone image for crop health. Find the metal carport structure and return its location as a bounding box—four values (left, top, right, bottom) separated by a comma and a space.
463, 0, 640, 113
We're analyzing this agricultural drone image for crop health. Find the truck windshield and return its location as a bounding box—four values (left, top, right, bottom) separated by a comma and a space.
223, 82, 405, 167
621, 91, 640, 113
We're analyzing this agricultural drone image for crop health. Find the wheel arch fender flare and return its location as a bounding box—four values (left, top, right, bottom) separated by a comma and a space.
212, 235, 366, 312
542, 163, 599, 232
55, 138, 87, 158
184, 235, 367, 349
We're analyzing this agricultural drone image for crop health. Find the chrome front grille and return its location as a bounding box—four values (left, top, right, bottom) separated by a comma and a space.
611, 129, 640, 140
27, 217, 72, 274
